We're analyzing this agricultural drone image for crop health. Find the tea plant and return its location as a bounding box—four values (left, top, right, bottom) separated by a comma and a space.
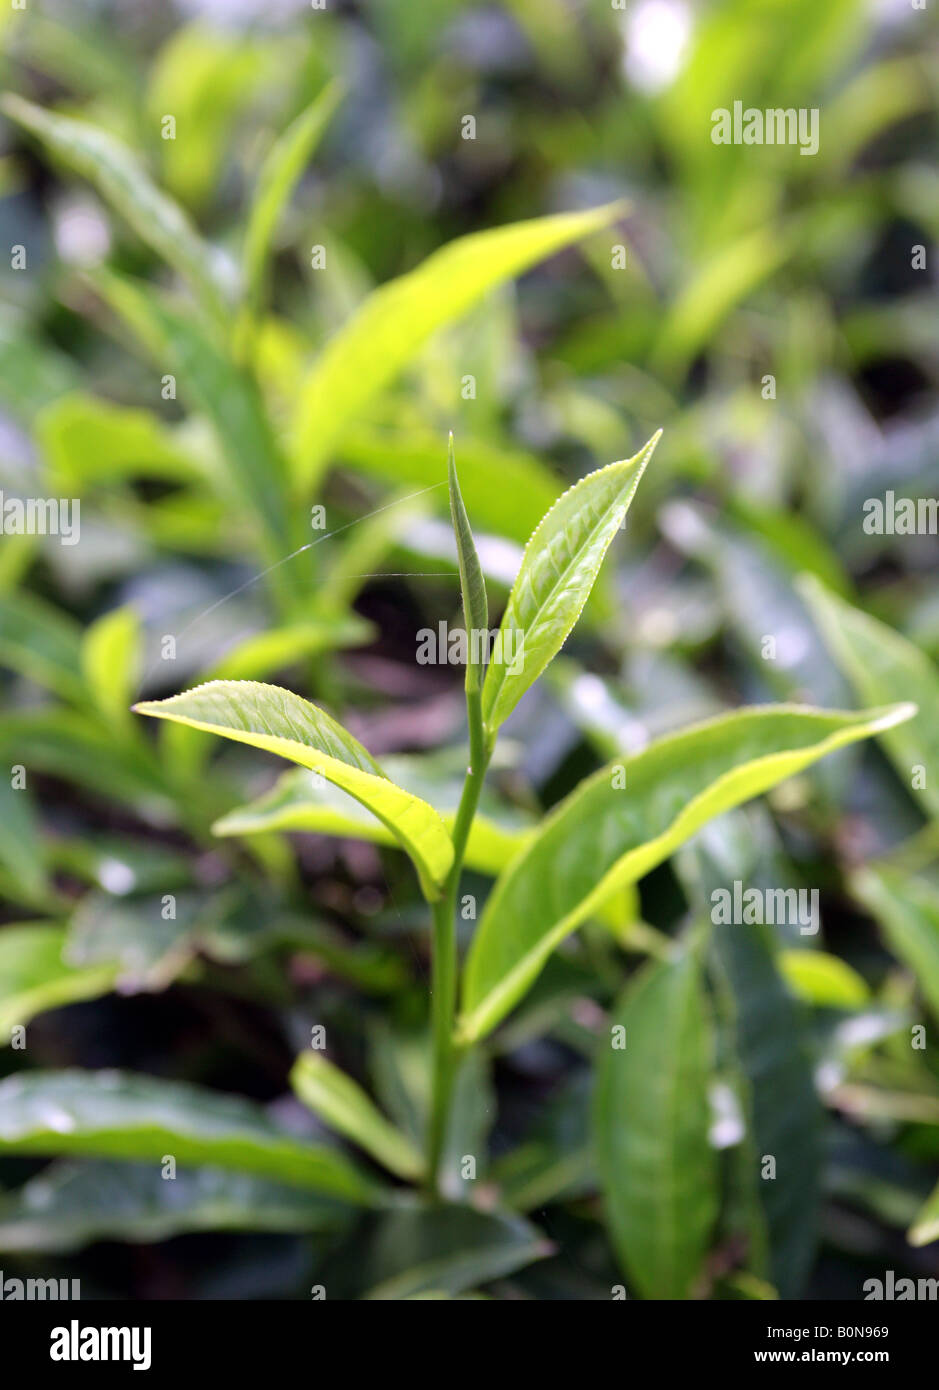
0, 419, 915, 1297
1, 2, 937, 1300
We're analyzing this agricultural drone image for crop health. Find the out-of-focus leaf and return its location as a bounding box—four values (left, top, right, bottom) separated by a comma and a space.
481, 435, 659, 736
93, 271, 291, 558
241, 80, 344, 329
460, 703, 915, 1042
355, 1203, 550, 1299
291, 1052, 424, 1181
711, 916, 822, 1297
80, 605, 141, 728
338, 428, 560, 545
0, 709, 173, 817
213, 762, 530, 877
440, 1050, 496, 1203
0, 308, 79, 422
0, 94, 230, 321
0, 925, 116, 1039
595, 949, 716, 1299
37, 392, 198, 492
147, 22, 272, 210
778, 949, 870, 1009
852, 867, 939, 1021
134, 681, 454, 897
0, 780, 53, 908
0, 590, 85, 703
492, 1073, 594, 1213
661, 504, 850, 716
909, 1180, 939, 1247
801, 576, 939, 821
204, 617, 370, 681
0, 1070, 378, 1202
64, 891, 213, 991
0, 1159, 351, 1252
651, 226, 793, 375
292, 201, 627, 486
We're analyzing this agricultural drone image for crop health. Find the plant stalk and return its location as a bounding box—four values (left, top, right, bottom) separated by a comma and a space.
426, 685, 490, 1192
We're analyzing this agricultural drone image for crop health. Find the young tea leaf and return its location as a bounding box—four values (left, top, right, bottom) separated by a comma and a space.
448, 434, 488, 693
241, 80, 344, 327
133, 680, 454, 897
291, 1052, 424, 1181
460, 702, 915, 1041
292, 201, 627, 486
481, 432, 660, 738
213, 764, 530, 876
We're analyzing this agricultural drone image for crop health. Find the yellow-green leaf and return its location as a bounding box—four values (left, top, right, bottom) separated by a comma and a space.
241, 80, 344, 327
212, 764, 529, 877
481, 433, 658, 736
778, 949, 870, 1009
0, 925, 116, 1039
133, 680, 453, 897
460, 702, 915, 1042
291, 1052, 424, 1181
292, 201, 626, 486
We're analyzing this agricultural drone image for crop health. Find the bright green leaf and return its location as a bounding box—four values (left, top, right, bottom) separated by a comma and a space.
909, 1180, 939, 1247
0, 926, 116, 1038
241, 80, 344, 327
291, 1052, 424, 1181
80, 606, 142, 728
778, 949, 870, 1009
292, 201, 627, 486
448, 434, 488, 693
133, 680, 454, 897
212, 762, 530, 877
481, 433, 659, 736
37, 392, 199, 492
460, 702, 915, 1041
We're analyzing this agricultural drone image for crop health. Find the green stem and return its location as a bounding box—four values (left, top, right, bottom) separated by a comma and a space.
426, 685, 490, 1192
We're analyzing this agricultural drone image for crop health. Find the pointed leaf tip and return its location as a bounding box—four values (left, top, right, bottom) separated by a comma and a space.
481, 431, 659, 733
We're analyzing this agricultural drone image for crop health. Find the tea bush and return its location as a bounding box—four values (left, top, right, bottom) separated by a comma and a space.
0, 0, 936, 1301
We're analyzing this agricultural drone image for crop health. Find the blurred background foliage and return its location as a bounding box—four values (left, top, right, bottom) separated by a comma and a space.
0, 0, 937, 1299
